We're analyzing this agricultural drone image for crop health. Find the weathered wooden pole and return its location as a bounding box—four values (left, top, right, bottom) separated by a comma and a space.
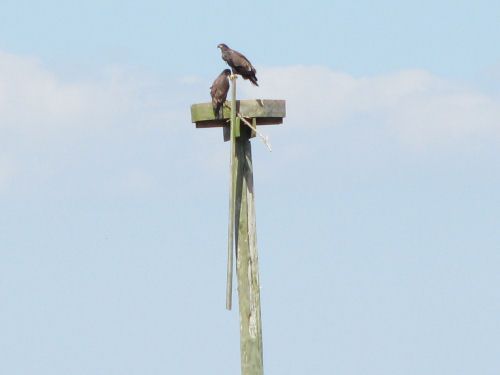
227, 77, 263, 373
190, 98, 285, 375
234, 126, 263, 375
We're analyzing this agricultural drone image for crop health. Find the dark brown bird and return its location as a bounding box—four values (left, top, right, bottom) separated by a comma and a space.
217, 43, 258, 86
210, 69, 231, 118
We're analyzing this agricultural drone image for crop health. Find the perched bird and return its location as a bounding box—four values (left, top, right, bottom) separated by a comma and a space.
217, 43, 258, 86
210, 69, 231, 118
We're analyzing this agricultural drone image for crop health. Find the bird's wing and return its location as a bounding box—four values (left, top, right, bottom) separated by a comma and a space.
229, 51, 255, 73
211, 75, 229, 100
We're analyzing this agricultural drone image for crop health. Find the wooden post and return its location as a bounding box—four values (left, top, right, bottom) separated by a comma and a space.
235, 127, 263, 375
190, 98, 285, 375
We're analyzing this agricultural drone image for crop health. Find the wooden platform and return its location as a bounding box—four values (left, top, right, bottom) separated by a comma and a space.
190, 99, 286, 128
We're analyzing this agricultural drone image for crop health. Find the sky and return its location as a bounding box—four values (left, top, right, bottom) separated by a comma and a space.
1, 1, 499, 374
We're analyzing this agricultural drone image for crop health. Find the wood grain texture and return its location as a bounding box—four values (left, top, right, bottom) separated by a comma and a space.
191, 99, 286, 128
235, 128, 263, 375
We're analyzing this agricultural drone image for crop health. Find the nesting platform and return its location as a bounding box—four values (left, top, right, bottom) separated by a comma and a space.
190, 99, 286, 128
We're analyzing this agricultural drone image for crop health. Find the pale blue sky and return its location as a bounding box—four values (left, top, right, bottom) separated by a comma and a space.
1, 0, 500, 78
1, 1, 499, 374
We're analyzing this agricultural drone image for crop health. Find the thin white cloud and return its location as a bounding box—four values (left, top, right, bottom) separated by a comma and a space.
0, 52, 117, 132
241, 66, 500, 147
1, 50, 499, 197
0, 50, 192, 196
0, 51, 184, 136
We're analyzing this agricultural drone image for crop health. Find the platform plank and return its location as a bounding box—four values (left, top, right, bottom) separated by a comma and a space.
191, 99, 286, 128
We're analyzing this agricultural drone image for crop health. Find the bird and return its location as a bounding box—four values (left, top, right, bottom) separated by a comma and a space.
210, 69, 231, 118
217, 43, 258, 86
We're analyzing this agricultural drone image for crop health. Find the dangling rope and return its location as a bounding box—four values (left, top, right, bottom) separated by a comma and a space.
223, 102, 272, 152
236, 114, 272, 152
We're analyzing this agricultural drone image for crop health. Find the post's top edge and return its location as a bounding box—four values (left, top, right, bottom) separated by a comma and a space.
191, 99, 286, 123
191, 99, 286, 107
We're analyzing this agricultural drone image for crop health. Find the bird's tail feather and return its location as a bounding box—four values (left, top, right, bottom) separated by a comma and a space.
250, 76, 259, 86
213, 103, 224, 119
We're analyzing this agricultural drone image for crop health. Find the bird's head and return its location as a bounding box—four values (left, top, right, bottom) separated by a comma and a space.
223, 69, 231, 76
217, 43, 228, 50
